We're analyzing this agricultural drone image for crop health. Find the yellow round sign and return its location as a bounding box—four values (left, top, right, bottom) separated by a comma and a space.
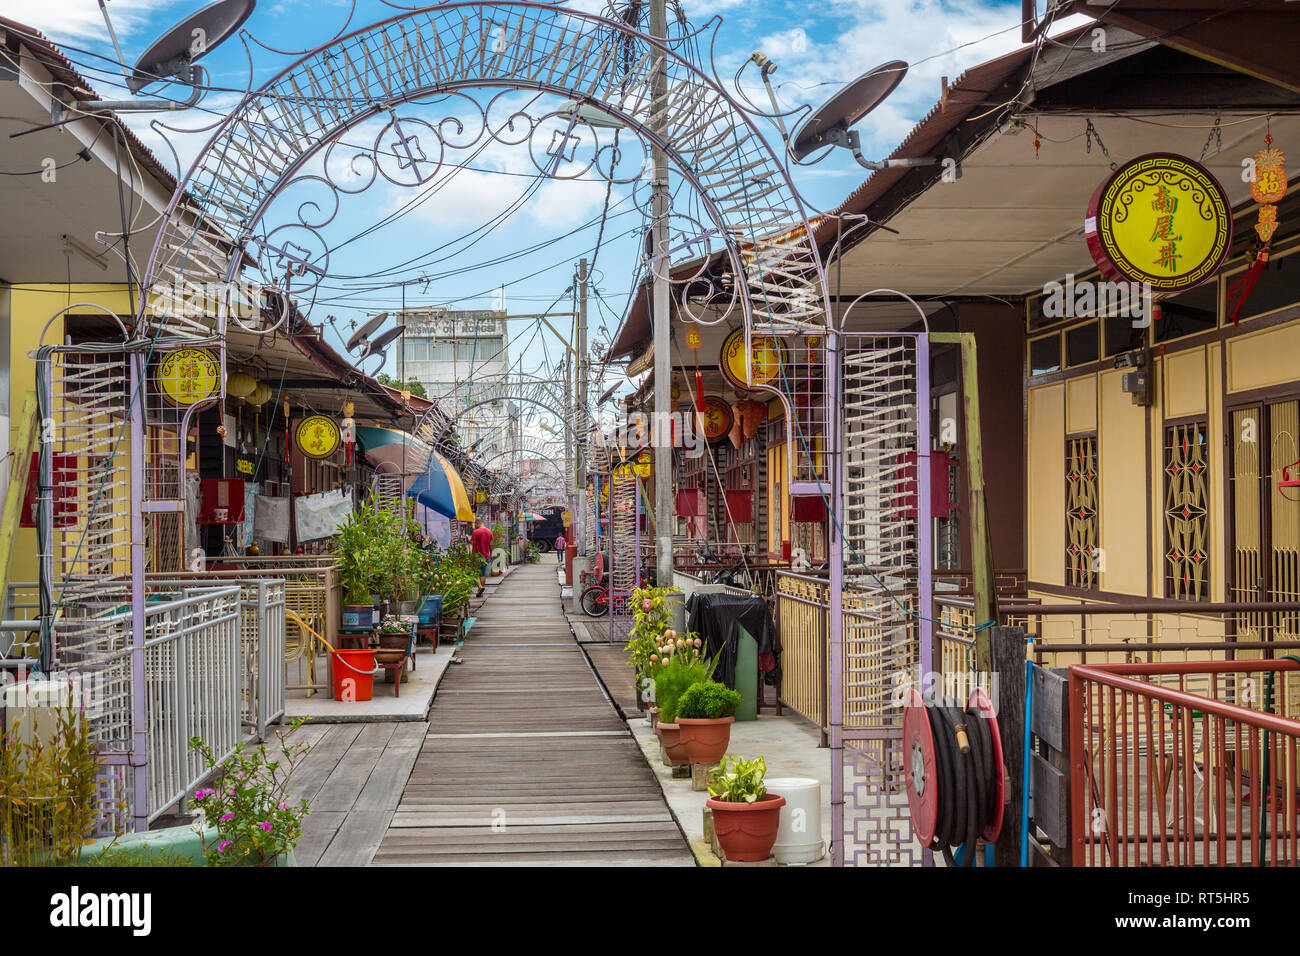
295, 415, 341, 459
631, 449, 652, 478
719, 328, 789, 390
1086, 153, 1232, 292
157, 347, 220, 406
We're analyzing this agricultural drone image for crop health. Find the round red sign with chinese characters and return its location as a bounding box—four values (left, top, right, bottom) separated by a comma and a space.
1085, 153, 1232, 293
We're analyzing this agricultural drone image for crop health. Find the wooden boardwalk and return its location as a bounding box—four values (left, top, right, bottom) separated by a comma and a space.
287, 562, 692, 866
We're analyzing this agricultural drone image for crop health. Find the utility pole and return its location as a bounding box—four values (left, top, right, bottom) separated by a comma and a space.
576, 258, 589, 556
650, 0, 673, 588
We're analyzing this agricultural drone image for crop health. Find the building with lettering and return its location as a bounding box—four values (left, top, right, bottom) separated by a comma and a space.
398, 308, 518, 459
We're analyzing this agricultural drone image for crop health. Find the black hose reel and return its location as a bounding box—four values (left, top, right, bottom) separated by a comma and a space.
903, 687, 1005, 866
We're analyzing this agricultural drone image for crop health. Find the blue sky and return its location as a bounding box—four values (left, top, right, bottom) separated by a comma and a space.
11, 0, 1080, 399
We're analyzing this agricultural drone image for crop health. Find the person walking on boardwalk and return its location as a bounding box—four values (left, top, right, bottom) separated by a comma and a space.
470, 518, 493, 597
554, 531, 566, 563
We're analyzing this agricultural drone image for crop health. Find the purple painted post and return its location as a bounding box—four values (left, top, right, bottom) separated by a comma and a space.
916, 333, 933, 868
825, 330, 844, 867
128, 355, 149, 832
634, 476, 643, 589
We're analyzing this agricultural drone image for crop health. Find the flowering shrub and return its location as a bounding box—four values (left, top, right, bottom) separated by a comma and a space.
378, 613, 417, 635
626, 585, 682, 681
189, 721, 311, 867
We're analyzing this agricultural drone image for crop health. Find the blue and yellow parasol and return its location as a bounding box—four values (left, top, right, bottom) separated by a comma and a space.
355, 425, 474, 521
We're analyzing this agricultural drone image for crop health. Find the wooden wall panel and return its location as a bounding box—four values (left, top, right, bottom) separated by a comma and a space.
1098, 368, 1148, 596
1028, 384, 1065, 586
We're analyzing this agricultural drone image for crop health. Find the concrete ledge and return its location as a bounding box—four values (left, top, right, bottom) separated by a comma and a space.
284, 644, 457, 723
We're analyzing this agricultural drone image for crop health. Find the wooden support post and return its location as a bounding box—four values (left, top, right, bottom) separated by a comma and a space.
932, 332, 998, 671
0, 392, 39, 597
991, 625, 1026, 868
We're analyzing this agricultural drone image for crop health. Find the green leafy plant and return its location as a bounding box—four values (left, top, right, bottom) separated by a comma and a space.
626, 585, 684, 681
189, 721, 312, 867
0, 702, 103, 867
333, 502, 377, 604
653, 651, 717, 724
708, 755, 769, 803
378, 613, 416, 635
676, 680, 740, 720
81, 845, 196, 867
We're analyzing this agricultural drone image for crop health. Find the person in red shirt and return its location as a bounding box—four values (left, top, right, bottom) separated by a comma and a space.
469, 518, 494, 597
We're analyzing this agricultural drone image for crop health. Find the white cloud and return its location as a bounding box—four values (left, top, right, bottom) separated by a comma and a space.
4, 0, 180, 44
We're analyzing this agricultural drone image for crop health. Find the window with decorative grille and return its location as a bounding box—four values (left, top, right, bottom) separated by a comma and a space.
1066, 436, 1099, 588
1165, 421, 1210, 599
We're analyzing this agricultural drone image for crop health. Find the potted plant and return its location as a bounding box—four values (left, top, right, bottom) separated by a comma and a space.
706, 755, 785, 862
334, 504, 376, 629
652, 642, 714, 767
675, 680, 740, 765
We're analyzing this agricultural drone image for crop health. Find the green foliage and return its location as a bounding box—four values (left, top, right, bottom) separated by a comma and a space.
676, 680, 740, 720
524, 541, 541, 563
653, 652, 717, 724
708, 755, 769, 804
626, 585, 682, 682
0, 702, 103, 867
425, 539, 480, 616
334, 499, 429, 602
376, 373, 427, 398
81, 845, 196, 867
189, 720, 313, 867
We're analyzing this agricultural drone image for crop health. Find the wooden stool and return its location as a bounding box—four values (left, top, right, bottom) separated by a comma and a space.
337, 626, 373, 650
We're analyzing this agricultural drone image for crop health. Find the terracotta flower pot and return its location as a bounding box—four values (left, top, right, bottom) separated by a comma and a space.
707, 793, 786, 862
676, 716, 734, 765
657, 722, 691, 766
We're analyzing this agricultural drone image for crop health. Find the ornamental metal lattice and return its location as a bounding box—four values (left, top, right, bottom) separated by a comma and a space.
606, 464, 639, 642
1066, 436, 1099, 589
834, 333, 932, 867
1164, 422, 1209, 600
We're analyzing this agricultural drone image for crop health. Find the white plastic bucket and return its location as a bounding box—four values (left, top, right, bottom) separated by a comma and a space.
765, 777, 824, 865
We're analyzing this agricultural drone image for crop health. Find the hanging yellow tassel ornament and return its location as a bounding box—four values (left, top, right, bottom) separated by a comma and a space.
1229, 132, 1287, 325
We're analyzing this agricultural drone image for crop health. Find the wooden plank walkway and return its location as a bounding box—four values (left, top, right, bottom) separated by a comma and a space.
370, 562, 693, 866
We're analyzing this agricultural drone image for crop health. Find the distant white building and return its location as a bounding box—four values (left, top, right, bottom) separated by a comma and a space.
398, 308, 517, 458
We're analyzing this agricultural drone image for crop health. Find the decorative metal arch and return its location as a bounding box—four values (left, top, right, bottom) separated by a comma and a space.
142, 1, 830, 346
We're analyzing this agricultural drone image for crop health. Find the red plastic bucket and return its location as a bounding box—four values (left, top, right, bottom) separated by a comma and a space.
331, 649, 375, 701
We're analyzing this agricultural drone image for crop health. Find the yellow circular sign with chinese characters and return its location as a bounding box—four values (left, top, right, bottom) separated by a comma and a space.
631, 449, 652, 478
157, 347, 220, 406
295, 415, 341, 460
719, 328, 789, 391
1085, 153, 1232, 292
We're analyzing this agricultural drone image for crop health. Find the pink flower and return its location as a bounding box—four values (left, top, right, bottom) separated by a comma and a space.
276, 802, 289, 811
217, 840, 231, 852
259, 822, 273, 832
220, 813, 234, 821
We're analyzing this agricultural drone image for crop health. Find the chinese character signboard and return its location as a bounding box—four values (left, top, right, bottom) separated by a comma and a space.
699, 395, 734, 442
1085, 153, 1232, 292
719, 327, 789, 391
295, 415, 341, 460
156, 347, 220, 406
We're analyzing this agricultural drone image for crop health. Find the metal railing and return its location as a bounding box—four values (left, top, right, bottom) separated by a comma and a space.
1069, 659, 1300, 866
147, 565, 337, 697
147, 577, 286, 739
774, 572, 829, 734
934, 595, 1300, 676
140, 586, 243, 822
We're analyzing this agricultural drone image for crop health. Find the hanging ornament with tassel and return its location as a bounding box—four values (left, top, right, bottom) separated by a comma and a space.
1228, 128, 1287, 326
341, 400, 356, 466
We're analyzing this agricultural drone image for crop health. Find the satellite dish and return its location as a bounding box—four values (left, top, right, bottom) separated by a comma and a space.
792, 61, 908, 161
129, 0, 257, 93
347, 312, 389, 352
359, 323, 405, 360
